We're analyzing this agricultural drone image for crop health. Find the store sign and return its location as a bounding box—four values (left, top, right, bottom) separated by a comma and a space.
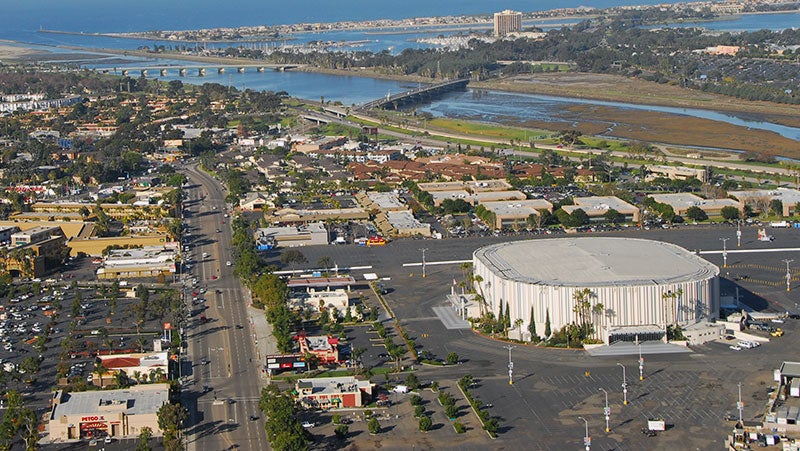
81, 416, 105, 422
80, 422, 108, 431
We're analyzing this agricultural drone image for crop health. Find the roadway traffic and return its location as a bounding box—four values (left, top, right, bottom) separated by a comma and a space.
180, 163, 268, 451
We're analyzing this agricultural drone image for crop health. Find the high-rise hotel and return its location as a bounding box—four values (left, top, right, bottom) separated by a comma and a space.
493, 9, 522, 37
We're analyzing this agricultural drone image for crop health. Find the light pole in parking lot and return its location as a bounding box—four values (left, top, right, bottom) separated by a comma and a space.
617, 363, 628, 405
720, 238, 729, 268
599, 388, 610, 432
419, 248, 428, 278
782, 259, 793, 292
504, 345, 515, 385
638, 343, 644, 381
577, 416, 590, 451
737, 382, 744, 424
736, 220, 742, 247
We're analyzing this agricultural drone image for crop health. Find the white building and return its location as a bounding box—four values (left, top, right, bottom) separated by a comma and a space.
472, 238, 719, 344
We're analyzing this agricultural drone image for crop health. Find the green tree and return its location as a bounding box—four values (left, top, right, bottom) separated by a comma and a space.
528, 306, 538, 342
135, 426, 153, 451
414, 405, 425, 418
280, 250, 308, 270
685, 206, 708, 221
405, 373, 420, 390
418, 415, 432, 432
770, 199, 784, 217
334, 424, 348, 439
721, 206, 741, 220
446, 352, 459, 365
368, 417, 380, 434
544, 308, 551, 338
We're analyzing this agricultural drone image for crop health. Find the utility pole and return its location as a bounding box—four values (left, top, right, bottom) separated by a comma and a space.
420, 248, 428, 278
617, 363, 628, 405
599, 388, 610, 432
504, 345, 515, 385
720, 237, 729, 268
783, 259, 793, 292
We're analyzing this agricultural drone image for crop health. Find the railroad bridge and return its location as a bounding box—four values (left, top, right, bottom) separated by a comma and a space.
358, 78, 469, 111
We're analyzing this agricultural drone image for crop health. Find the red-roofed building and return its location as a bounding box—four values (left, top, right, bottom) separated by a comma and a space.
97, 352, 169, 384
296, 334, 340, 364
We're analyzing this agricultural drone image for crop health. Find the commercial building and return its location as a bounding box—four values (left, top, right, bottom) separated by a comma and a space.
493, 9, 522, 36
357, 191, 407, 212
650, 193, 743, 218
96, 244, 178, 280
729, 188, 800, 217
2, 226, 68, 278
295, 376, 373, 409
11, 226, 62, 247
98, 352, 170, 383
0, 226, 19, 244
646, 164, 708, 183
472, 238, 719, 344
380, 210, 431, 237
255, 222, 328, 247
479, 199, 554, 229
48, 384, 170, 441
31, 202, 169, 220
763, 362, 800, 434
562, 196, 640, 222
269, 207, 369, 224
289, 288, 350, 317
296, 334, 340, 364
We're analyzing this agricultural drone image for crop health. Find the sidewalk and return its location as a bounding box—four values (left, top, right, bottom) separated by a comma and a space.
243, 288, 279, 384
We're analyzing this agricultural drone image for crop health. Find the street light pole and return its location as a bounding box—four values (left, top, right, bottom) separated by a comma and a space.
782, 259, 793, 292
638, 343, 644, 381
617, 363, 628, 405
720, 237, 729, 268
504, 345, 515, 385
420, 248, 428, 278
599, 388, 610, 432
577, 416, 590, 451
737, 382, 744, 424
736, 220, 742, 247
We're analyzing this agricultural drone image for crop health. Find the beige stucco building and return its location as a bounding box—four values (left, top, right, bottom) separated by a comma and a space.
48, 384, 170, 441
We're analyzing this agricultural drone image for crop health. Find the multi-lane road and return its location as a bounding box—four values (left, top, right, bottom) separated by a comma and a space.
181, 163, 268, 451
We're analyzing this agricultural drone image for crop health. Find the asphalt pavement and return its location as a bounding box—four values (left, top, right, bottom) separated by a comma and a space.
181, 164, 269, 451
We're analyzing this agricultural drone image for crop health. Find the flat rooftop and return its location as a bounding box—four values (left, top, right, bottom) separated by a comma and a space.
651, 193, 740, 209
481, 199, 553, 216
570, 196, 638, 213
474, 237, 719, 287
52, 384, 169, 418
386, 210, 428, 230
366, 192, 405, 210
730, 188, 800, 204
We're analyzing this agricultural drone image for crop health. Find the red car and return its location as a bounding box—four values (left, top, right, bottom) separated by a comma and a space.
211, 275, 218, 280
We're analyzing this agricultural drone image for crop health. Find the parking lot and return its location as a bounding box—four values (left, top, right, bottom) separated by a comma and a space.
279, 224, 800, 449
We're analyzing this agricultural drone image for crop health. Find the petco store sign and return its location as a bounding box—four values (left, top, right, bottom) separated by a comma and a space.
81, 415, 106, 422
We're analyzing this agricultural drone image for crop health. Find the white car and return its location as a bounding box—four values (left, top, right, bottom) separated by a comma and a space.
729, 345, 742, 351
226, 261, 232, 267
302, 421, 315, 428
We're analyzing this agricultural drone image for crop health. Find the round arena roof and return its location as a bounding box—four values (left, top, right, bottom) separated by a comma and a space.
474, 237, 718, 287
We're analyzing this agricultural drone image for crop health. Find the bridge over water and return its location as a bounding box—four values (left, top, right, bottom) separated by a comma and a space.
358, 78, 469, 111
92, 64, 300, 77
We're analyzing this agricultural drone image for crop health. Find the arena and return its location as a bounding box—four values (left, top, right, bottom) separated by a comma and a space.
472, 237, 720, 344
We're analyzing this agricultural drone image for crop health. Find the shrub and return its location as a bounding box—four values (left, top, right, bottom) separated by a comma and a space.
453, 421, 466, 434
334, 424, 348, 439
332, 413, 341, 425
430, 381, 439, 392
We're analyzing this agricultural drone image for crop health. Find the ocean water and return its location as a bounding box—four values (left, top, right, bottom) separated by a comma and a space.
4, 0, 675, 37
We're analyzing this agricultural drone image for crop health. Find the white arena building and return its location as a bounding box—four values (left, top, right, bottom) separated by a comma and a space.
472, 237, 720, 344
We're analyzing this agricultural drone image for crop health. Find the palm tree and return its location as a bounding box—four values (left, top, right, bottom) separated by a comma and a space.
93, 362, 106, 388
572, 288, 595, 340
